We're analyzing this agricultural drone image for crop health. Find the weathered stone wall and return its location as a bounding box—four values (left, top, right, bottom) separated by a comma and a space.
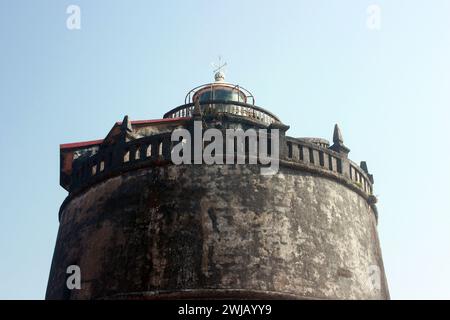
46, 164, 389, 300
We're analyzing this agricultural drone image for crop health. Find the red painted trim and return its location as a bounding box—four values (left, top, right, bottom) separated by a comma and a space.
60, 117, 190, 150
116, 117, 191, 126
60, 139, 104, 150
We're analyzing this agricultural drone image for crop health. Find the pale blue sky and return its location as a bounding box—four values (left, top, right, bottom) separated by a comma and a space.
0, 0, 449, 299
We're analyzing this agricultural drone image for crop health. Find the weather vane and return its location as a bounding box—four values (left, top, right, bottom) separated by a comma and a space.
211, 56, 227, 82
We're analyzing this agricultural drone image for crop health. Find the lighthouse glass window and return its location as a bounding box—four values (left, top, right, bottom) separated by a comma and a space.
197, 87, 246, 103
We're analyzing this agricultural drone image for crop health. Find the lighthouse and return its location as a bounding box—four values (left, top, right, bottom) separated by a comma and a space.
46, 71, 389, 300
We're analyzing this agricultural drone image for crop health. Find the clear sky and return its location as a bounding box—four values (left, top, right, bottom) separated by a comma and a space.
0, 0, 449, 299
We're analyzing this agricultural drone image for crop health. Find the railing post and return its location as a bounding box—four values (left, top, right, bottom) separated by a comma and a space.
341, 158, 351, 179
292, 143, 300, 161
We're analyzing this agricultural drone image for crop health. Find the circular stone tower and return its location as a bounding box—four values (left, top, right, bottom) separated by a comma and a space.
46, 73, 389, 300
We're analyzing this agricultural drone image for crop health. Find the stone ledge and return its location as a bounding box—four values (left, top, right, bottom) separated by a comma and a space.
59, 161, 377, 222
101, 289, 327, 300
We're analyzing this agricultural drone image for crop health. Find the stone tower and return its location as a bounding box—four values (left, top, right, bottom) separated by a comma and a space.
46, 73, 389, 300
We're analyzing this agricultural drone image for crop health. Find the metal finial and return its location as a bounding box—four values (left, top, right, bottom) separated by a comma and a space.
211, 56, 227, 82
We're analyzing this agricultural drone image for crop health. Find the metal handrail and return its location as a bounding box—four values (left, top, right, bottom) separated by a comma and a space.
164, 100, 280, 124
184, 82, 255, 105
